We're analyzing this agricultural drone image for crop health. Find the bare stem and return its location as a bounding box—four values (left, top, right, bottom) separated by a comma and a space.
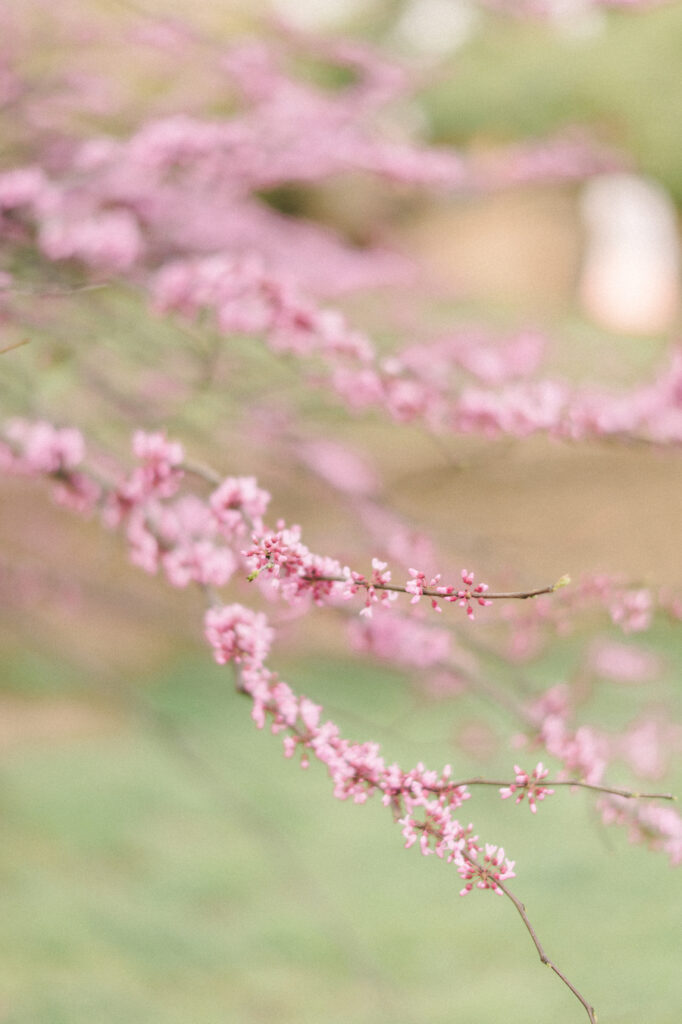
0, 337, 30, 355
494, 871, 598, 1024
462, 852, 598, 1024
181, 459, 223, 486
5, 282, 110, 298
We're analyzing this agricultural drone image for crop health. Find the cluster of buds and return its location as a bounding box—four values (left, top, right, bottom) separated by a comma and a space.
499, 763, 555, 813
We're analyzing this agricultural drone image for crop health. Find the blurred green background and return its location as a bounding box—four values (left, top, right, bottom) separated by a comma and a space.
1, 636, 681, 1024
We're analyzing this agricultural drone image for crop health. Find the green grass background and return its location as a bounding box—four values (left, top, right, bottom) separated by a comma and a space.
1, 644, 680, 1024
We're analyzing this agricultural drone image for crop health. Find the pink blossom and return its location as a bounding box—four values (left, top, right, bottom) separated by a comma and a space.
204, 603, 274, 668
590, 640, 662, 684
123, 430, 184, 502
458, 843, 516, 896
245, 524, 346, 606
405, 568, 441, 605
163, 541, 235, 588
52, 472, 102, 516
126, 507, 160, 575
599, 798, 682, 867
2, 419, 85, 474
297, 439, 379, 497
39, 209, 143, 272
616, 719, 681, 780
0, 166, 50, 209
500, 763, 554, 813
210, 476, 270, 536
547, 722, 608, 785
441, 570, 492, 620
349, 611, 452, 668
610, 589, 654, 633
396, 329, 546, 388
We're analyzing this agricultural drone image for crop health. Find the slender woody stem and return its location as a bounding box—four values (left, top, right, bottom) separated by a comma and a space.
182, 459, 223, 486
483, 864, 598, 1024
4, 282, 110, 298
303, 574, 559, 601
444, 778, 675, 801
0, 338, 30, 355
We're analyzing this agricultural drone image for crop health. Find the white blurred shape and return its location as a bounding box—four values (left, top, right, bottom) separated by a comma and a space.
544, 0, 606, 40
579, 173, 681, 334
394, 0, 478, 55
270, 0, 370, 30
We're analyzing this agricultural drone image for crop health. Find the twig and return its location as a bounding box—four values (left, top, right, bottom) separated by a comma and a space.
463, 852, 598, 1024
0, 337, 30, 355
442, 777, 675, 801
5, 282, 110, 298
181, 459, 223, 486
304, 573, 565, 602
497, 875, 597, 1023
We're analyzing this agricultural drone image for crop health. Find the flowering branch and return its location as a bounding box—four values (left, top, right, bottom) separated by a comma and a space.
303, 571, 569, 605
213, 616, 597, 1019
3, 418, 681, 1020
452, 776, 675, 802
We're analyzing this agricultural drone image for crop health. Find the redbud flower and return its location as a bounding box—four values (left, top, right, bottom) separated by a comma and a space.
500, 763, 554, 813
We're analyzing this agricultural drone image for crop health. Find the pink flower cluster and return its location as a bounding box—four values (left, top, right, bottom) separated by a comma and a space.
210, 476, 270, 537
500, 763, 555, 813
405, 568, 492, 618
204, 603, 274, 668
245, 524, 347, 606
150, 242, 682, 448
112, 442, 272, 589
3, 35, 614, 303
525, 685, 608, 785
0, 419, 99, 515
349, 610, 453, 668
129, 496, 238, 588
457, 844, 516, 896
609, 589, 653, 634
589, 641, 661, 684
1, 418, 496, 622
599, 797, 682, 867
0, 418, 85, 475
202, 599, 511, 892
126, 430, 184, 501
153, 254, 374, 363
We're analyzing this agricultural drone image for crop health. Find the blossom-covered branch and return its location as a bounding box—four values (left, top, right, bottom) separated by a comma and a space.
2, 416, 681, 1017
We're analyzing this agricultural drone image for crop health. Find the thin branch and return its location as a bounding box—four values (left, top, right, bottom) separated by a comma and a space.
441, 777, 675, 801
0, 337, 30, 355
181, 459, 223, 486
5, 282, 110, 298
304, 573, 566, 602
489, 868, 598, 1024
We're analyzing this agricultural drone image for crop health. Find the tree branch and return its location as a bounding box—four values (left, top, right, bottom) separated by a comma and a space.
463, 853, 598, 1024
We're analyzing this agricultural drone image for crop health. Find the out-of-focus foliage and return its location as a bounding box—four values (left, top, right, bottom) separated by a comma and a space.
418, 6, 682, 201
